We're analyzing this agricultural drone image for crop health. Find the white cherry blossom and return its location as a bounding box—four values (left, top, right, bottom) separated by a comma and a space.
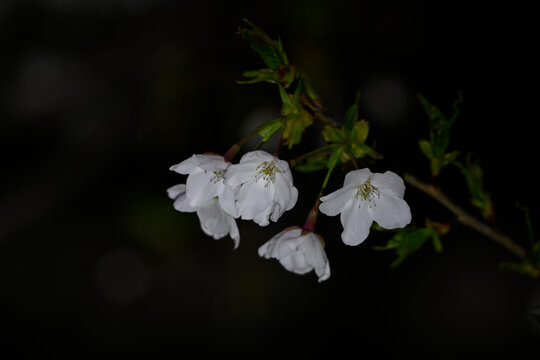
170, 154, 237, 218
168, 154, 239, 248
225, 150, 298, 226
319, 168, 411, 246
258, 227, 330, 282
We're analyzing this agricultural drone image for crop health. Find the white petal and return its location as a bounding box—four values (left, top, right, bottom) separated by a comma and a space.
258, 239, 274, 258
316, 261, 331, 282
275, 157, 294, 184
239, 150, 274, 164
275, 230, 302, 260
218, 185, 238, 218
169, 154, 203, 174
197, 199, 231, 240
272, 175, 298, 215
228, 216, 240, 249
272, 176, 290, 210
237, 180, 273, 221
299, 234, 324, 267
279, 251, 310, 275
196, 154, 228, 171
269, 202, 283, 223
370, 193, 411, 229
173, 194, 196, 213
224, 162, 256, 188
167, 184, 186, 199
343, 168, 373, 188
186, 168, 221, 206
285, 186, 298, 211
319, 188, 355, 216
167, 184, 196, 212
340, 200, 373, 246
371, 171, 406, 198
258, 228, 301, 258
300, 233, 330, 282
253, 203, 274, 226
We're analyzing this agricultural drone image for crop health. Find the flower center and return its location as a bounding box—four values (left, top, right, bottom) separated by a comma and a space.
208, 170, 225, 184
354, 180, 380, 207
255, 161, 281, 187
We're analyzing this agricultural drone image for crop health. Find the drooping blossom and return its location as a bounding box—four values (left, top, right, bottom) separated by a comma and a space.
168, 154, 239, 248
258, 226, 330, 282
319, 168, 411, 246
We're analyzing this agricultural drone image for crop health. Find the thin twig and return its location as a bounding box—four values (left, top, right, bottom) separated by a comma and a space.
404, 173, 526, 259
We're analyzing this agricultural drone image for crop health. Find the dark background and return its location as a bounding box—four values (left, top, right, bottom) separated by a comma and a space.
1, 0, 539, 357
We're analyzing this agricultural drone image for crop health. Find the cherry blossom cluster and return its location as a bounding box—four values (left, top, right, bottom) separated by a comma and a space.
168, 150, 411, 282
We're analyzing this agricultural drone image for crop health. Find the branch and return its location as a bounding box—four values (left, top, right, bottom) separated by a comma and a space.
404, 173, 526, 259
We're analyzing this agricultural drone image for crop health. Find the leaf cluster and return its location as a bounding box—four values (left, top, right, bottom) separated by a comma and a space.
373, 219, 448, 268
417, 93, 461, 177
454, 154, 494, 221
238, 19, 320, 149
238, 20, 538, 279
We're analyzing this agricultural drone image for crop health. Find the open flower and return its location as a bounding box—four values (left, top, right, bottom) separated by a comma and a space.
258, 227, 330, 282
225, 150, 298, 226
170, 154, 237, 217
168, 154, 239, 248
319, 168, 411, 246
167, 184, 240, 249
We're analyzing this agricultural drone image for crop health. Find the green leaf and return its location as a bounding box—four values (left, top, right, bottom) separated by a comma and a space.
293, 152, 329, 172
442, 150, 460, 166
281, 109, 313, 149
237, 69, 279, 85
432, 233, 443, 253
303, 76, 320, 101
258, 118, 282, 142
237, 65, 295, 88
455, 154, 493, 220
417, 93, 462, 177
351, 143, 378, 159
326, 147, 343, 169
391, 228, 431, 268
373, 226, 442, 268
278, 78, 313, 149
278, 85, 293, 111
292, 76, 304, 106
238, 19, 287, 70
353, 119, 369, 143
321, 125, 344, 144
418, 94, 446, 127
418, 139, 432, 159
344, 102, 358, 133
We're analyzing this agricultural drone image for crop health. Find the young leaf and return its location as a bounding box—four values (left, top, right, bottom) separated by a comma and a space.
442, 150, 460, 167
326, 147, 344, 169
258, 118, 282, 142
292, 76, 304, 106
417, 93, 462, 177
418, 139, 432, 159
344, 102, 358, 133
353, 119, 369, 144
321, 125, 344, 144
292, 151, 329, 172
278, 85, 293, 112
373, 225, 443, 268
455, 154, 493, 221
238, 19, 288, 70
